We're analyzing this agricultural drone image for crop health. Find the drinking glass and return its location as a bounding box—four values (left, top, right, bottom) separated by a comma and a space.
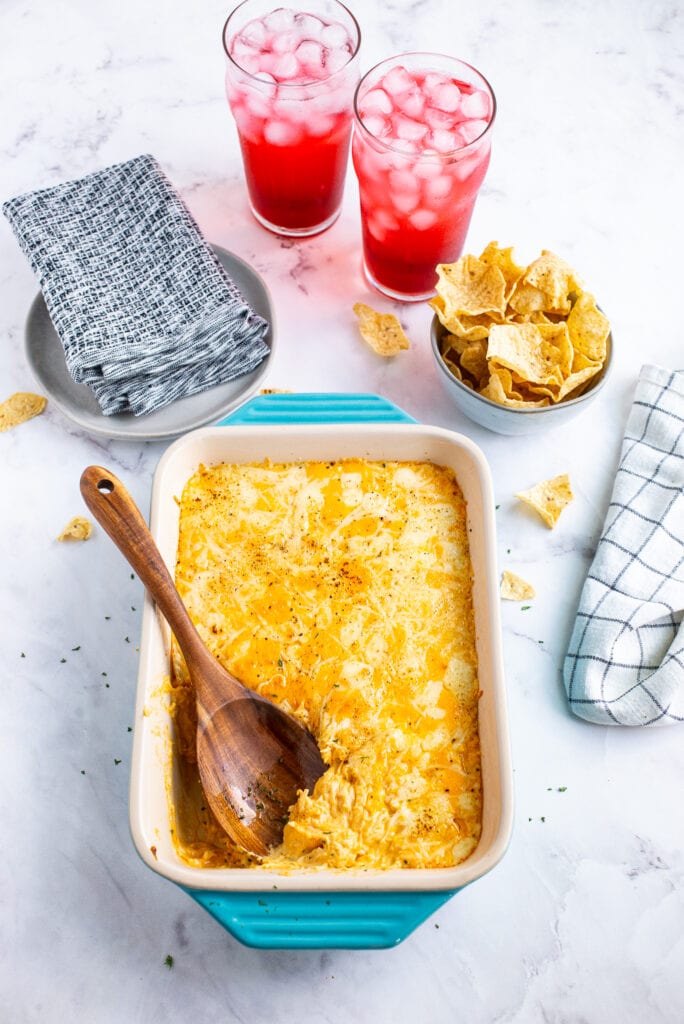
223, 0, 361, 236
352, 53, 495, 300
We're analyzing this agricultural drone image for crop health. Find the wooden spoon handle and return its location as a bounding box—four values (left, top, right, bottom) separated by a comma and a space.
80, 465, 210, 663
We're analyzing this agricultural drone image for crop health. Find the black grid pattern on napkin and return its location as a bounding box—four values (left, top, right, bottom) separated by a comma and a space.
3, 154, 269, 416
563, 366, 684, 726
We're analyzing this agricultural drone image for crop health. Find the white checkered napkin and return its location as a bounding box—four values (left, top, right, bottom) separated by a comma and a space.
3, 154, 269, 416
564, 365, 684, 726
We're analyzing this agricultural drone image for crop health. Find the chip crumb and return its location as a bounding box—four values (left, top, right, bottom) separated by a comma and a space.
500, 570, 536, 601
0, 392, 47, 432
514, 474, 574, 528
58, 516, 93, 542
353, 302, 411, 356
259, 388, 293, 394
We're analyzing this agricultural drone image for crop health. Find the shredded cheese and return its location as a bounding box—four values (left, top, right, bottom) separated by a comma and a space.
169, 459, 482, 871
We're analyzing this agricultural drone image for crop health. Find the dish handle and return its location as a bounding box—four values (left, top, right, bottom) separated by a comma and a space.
218, 392, 416, 427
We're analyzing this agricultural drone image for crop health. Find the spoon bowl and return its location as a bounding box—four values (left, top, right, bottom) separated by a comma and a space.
80, 465, 326, 857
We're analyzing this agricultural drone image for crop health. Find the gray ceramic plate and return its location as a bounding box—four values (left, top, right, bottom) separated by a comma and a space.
24, 245, 275, 442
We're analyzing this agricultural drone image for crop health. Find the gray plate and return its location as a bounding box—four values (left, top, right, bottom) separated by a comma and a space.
24, 245, 275, 442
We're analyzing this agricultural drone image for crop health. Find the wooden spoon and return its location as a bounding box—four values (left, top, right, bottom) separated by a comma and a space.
80, 465, 326, 857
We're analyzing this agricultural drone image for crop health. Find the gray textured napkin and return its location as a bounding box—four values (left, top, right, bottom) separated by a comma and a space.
3, 154, 269, 416
564, 365, 684, 726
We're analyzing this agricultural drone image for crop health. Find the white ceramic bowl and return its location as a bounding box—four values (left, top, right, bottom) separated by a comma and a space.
431, 314, 613, 435
128, 409, 513, 946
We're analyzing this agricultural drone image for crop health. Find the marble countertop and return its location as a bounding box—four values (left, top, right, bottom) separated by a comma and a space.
2, 0, 683, 1020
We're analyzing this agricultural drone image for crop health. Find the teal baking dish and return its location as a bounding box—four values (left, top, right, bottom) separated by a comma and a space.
128, 393, 513, 949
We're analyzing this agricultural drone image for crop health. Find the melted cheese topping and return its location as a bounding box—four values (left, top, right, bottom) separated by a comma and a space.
169, 459, 481, 871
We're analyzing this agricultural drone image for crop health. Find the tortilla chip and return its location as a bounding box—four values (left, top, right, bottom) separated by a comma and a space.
459, 339, 489, 386
507, 279, 549, 315
514, 474, 574, 528
481, 366, 550, 408
557, 364, 602, 401
58, 517, 93, 541
486, 324, 565, 386
435, 255, 507, 318
523, 250, 583, 312
0, 392, 47, 432
478, 241, 525, 301
567, 292, 610, 364
353, 303, 410, 356
500, 570, 536, 601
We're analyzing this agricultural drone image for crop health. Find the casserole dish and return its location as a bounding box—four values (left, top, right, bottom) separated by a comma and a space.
129, 393, 513, 948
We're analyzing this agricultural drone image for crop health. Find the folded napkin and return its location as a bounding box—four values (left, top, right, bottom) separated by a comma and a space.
564, 365, 684, 726
3, 154, 269, 416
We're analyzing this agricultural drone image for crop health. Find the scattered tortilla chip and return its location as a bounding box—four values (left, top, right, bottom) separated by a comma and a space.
434, 244, 609, 411
514, 474, 574, 528
500, 571, 536, 601
58, 517, 93, 541
0, 392, 47, 432
260, 388, 293, 394
353, 303, 410, 356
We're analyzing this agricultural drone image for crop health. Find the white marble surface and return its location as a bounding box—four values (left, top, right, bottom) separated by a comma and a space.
1, 0, 683, 1020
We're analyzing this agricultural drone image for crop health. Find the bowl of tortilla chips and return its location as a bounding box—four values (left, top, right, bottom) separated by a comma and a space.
430, 242, 613, 435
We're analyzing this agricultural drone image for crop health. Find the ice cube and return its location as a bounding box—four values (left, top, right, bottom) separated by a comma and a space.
428, 81, 462, 113
423, 71, 449, 92
362, 114, 390, 139
271, 52, 300, 80
382, 65, 415, 96
231, 37, 257, 60
245, 88, 273, 119
414, 159, 444, 180
325, 45, 351, 75
392, 115, 427, 142
424, 174, 453, 202
389, 168, 418, 192
423, 106, 455, 130
376, 209, 400, 231
396, 87, 425, 120
233, 50, 260, 76
459, 119, 489, 144
427, 128, 460, 153
272, 31, 300, 54
264, 8, 296, 33
295, 12, 324, 36
320, 21, 350, 48
264, 118, 301, 145
409, 209, 438, 230
459, 89, 491, 119
307, 114, 335, 136
295, 39, 325, 77
392, 190, 420, 214
390, 138, 419, 155
360, 88, 392, 116
239, 18, 267, 48
452, 153, 481, 181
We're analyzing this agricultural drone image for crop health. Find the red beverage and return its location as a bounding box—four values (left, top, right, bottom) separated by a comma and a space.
223, 3, 360, 236
352, 54, 495, 299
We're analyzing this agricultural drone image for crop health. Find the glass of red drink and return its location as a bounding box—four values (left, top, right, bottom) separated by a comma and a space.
223, 2, 361, 236
352, 53, 495, 300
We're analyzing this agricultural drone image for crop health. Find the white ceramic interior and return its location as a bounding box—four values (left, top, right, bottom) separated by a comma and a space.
129, 422, 514, 891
